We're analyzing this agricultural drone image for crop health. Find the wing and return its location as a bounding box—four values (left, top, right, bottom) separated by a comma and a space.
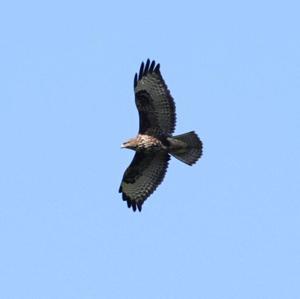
134, 59, 176, 137
119, 151, 170, 212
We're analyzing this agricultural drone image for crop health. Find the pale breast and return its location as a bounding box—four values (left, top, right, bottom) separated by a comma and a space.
136, 134, 165, 151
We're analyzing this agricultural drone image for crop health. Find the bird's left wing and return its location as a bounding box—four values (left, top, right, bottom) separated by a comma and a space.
119, 151, 170, 212
134, 59, 176, 137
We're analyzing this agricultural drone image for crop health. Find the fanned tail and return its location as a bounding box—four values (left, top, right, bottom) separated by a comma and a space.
168, 131, 202, 165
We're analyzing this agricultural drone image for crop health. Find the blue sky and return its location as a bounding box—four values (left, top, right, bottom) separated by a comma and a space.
0, 0, 299, 298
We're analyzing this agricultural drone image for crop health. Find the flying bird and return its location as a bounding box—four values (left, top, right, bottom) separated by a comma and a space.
119, 59, 203, 212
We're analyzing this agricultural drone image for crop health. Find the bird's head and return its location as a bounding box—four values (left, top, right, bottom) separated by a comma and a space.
121, 138, 138, 150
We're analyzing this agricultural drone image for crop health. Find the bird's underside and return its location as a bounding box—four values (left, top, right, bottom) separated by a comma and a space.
119, 59, 203, 212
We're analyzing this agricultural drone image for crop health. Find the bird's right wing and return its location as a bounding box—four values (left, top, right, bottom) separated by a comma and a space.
119, 151, 170, 211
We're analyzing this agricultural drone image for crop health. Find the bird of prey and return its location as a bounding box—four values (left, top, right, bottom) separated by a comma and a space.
119, 59, 202, 212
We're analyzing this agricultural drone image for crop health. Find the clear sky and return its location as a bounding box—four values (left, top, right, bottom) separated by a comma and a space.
0, 1, 299, 298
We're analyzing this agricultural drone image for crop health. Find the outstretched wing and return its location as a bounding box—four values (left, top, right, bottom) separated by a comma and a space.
134, 59, 176, 137
119, 151, 170, 212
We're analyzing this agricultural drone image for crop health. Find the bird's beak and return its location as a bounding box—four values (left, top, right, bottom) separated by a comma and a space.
121, 143, 125, 148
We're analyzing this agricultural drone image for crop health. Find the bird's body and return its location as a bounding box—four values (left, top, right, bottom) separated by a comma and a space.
119, 59, 203, 212
122, 134, 166, 152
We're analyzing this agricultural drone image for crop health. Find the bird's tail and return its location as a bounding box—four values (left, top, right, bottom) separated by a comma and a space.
168, 131, 202, 165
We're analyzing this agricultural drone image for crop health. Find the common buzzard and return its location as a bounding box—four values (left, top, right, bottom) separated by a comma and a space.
119, 59, 202, 212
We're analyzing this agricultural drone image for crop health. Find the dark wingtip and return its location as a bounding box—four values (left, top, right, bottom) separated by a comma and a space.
135, 59, 158, 83
131, 201, 137, 212
122, 193, 128, 202
149, 60, 155, 73
144, 59, 150, 73
134, 73, 137, 88
139, 61, 144, 80
122, 192, 142, 212
154, 63, 160, 73
137, 201, 143, 212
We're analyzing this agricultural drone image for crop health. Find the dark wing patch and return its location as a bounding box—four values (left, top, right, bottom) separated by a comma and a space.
119, 151, 170, 212
134, 59, 176, 137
